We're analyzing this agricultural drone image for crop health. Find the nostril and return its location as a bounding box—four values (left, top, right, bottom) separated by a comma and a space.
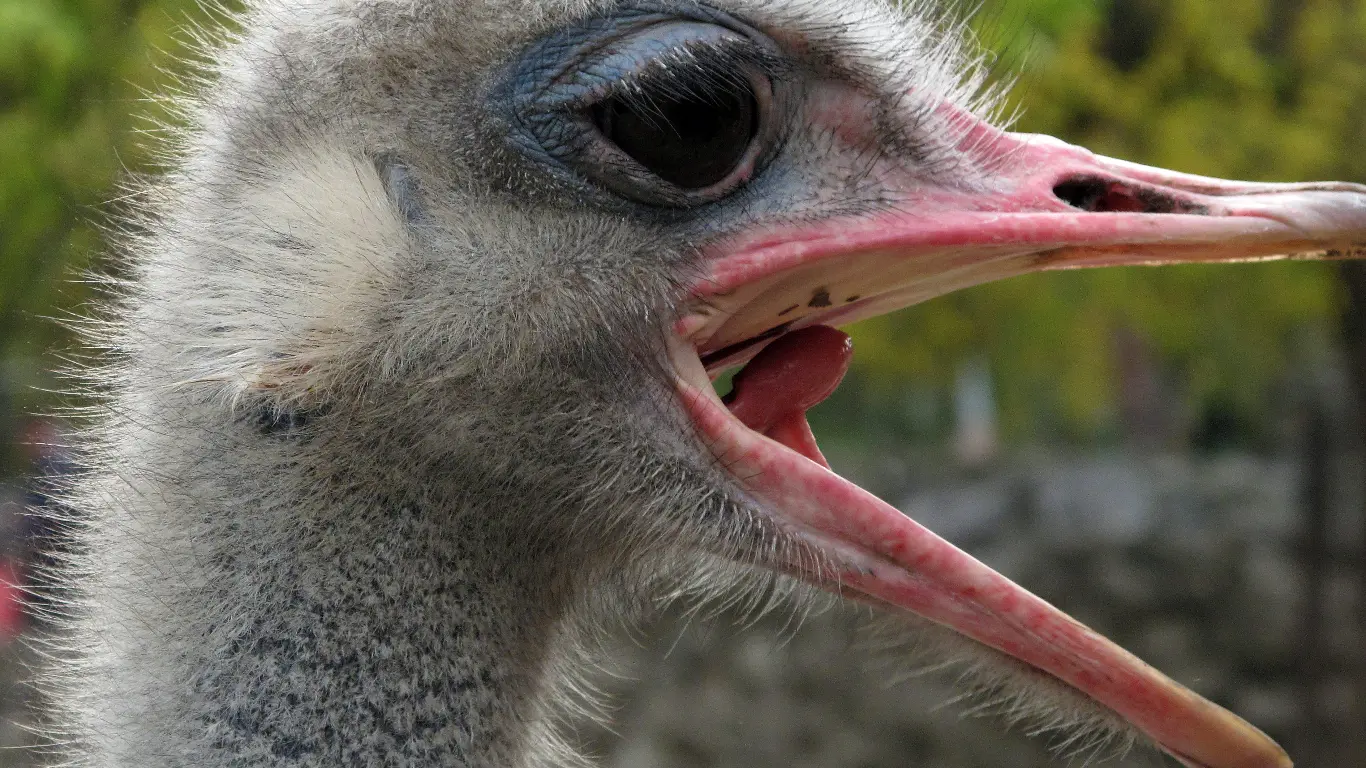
1053, 175, 1203, 214
1053, 178, 1109, 211
1053, 177, 1151, 212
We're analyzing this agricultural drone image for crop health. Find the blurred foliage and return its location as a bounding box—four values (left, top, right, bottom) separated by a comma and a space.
0, 0, 227, 469
2, 0, 1366, 460
843, 0, 1366, 447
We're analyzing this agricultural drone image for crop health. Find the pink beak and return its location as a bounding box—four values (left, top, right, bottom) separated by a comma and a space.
672, 124, 1366, 768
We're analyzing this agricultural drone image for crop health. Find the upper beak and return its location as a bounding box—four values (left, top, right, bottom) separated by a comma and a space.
683, 130, 1366, 367
673, 125, 1366, 768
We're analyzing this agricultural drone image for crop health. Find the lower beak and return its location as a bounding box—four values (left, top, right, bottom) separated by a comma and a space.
676, 130, 1366, 768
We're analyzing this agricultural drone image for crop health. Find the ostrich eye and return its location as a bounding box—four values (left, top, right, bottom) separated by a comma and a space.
590, 75, 761, 190
502, 13, 787, 208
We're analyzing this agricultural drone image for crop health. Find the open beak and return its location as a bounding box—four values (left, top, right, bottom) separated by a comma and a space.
671, 124, 1366, 768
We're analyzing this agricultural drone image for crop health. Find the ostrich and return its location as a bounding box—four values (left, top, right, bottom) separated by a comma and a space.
45, 0, 1366, 766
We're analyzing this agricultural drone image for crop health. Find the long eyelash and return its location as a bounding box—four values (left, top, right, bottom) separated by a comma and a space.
598, 40, 786, 115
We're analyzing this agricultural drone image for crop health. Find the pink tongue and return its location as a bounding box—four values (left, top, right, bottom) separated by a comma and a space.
723, 326, 853, 468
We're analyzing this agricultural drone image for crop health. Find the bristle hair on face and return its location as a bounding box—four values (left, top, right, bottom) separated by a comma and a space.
856, 613, 1145, 765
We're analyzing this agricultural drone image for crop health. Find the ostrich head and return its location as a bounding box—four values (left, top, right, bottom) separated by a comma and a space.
65, 0, 1366, 767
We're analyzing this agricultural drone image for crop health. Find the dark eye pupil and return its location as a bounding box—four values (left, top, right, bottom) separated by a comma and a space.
593, 82, 759, 190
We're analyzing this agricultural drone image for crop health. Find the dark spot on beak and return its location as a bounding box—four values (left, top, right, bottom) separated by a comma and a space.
845, 295, 860, 303
808, 288, 832, 308
1053, 175, 1209, 215
1029, 248, 1069, 268
778, 304, 800, 316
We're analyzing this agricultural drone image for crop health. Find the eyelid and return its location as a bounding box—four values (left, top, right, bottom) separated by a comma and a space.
601, 41, 787, 111
537, 21, 787, 111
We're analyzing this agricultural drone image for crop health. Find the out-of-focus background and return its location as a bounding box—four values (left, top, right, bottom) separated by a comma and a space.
1, 0, 1365, 765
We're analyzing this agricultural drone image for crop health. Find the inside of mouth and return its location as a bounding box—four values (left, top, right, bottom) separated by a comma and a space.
718, 324, 852, 468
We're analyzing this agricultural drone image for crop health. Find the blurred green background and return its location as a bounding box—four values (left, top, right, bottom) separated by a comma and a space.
4, 0, 1366, 469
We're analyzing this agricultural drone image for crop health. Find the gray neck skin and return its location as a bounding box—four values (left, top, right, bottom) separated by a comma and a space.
59, 409, 580, 768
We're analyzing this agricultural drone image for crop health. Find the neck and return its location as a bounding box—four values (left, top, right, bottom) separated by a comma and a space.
58, 419, 572, 768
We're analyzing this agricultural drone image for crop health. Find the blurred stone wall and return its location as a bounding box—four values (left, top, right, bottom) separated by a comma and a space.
577, 454, 1364, 768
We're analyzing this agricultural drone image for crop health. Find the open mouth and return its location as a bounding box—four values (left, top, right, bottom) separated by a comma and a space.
665, 134, 1366, 768
670, 318, 1279, 768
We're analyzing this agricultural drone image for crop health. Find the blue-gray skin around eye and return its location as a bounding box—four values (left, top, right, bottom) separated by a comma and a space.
490, 3, 794, 211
